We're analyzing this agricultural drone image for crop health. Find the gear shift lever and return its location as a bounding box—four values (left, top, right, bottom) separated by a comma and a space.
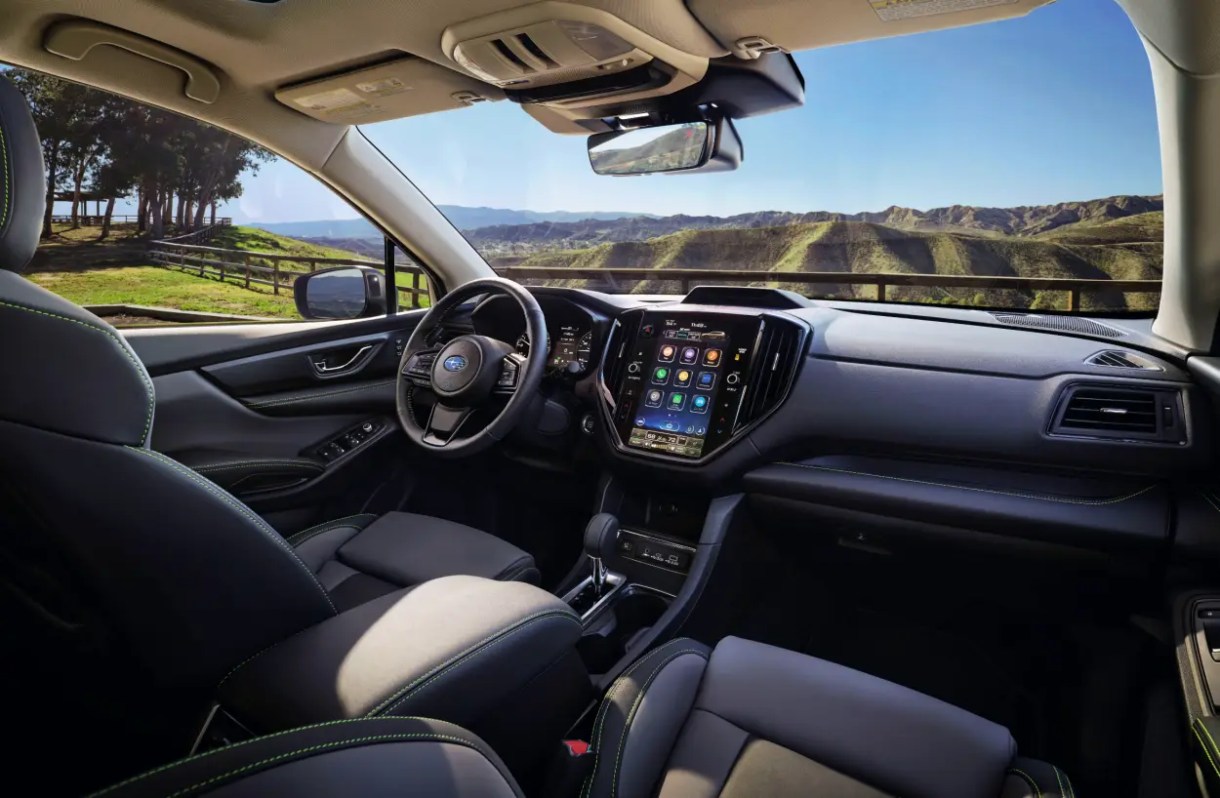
583, 513, 620, 598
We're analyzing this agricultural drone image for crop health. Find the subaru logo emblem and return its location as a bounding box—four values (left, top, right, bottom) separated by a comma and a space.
442, 355, 468, 372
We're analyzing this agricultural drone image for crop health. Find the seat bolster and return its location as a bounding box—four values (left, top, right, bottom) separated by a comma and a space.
217, 576, 581, 732
695, 636, 1017, 798
89, 717, 524, 798
999, 757, 1076, 798
583, 638, 712, 798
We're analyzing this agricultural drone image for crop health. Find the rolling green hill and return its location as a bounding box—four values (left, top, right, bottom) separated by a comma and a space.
495, 216, 1163, 311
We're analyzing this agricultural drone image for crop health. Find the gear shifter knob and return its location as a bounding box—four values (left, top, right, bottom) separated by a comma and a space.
583, 513, 619, 598
584, 513, 620, 559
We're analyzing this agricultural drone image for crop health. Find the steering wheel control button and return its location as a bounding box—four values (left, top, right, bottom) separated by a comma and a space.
497, 359, 520, 388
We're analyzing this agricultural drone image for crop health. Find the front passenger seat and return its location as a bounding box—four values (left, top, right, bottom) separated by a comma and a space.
95, 637, 1074, 798
0, 75, 534, 790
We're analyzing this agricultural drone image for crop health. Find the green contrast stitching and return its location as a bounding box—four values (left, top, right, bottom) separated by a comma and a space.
372, 609, 580, 715
610, 649, 707, 798
248, 379, 394, 409
580, 641, 701, 798
286, 513, 378, 546
779, 462, 1156, 506
0, 121, 10, 229
1, 299, 154, 443
88, 717, 448, 796
1007, 767, 1041, 798
1196, 717, 1220, 764
128, 447, 336, 614
1052, 765, 1067, 797
95, 731, 486, 798
1196, 718, 1220, 781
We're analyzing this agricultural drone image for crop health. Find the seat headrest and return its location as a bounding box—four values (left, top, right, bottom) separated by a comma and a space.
0, 76, 47, 272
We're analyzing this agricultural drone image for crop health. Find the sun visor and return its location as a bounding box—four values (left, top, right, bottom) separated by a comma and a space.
276, 57, 504, 125
688, 0, 1056, 56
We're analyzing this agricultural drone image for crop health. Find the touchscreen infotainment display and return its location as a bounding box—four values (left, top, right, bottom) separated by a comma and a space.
614, 312, 761, 459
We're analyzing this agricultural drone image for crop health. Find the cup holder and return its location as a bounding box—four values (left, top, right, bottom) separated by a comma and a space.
577, 587, 670, 675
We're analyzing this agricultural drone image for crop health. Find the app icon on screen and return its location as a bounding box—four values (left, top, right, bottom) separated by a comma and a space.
703, 348, 722, 367
668, 392, 686, 410
680, 347, 699, 365
658, 344, 676, 362
691, 395, 710, 414
644, 389, 663, 407
651, 367, 670, 384
696, 371, 716, 390
674, 369, 692, 387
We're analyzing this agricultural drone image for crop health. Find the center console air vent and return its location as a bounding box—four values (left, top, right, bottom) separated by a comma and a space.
1085, 350, 1162, 371
736, 318, 805, 429
1050, 385, 1184, 443
602, 311, 642, 399
990, 312, 1126, 338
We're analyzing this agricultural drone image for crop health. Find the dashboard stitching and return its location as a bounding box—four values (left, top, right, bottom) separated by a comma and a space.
777, 462, 1156, 506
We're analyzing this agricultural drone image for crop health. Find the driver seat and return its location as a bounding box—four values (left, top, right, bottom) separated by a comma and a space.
0, 76, 536, 786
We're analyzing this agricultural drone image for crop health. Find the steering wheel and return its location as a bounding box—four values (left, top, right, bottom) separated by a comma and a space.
396, 278, 547, 457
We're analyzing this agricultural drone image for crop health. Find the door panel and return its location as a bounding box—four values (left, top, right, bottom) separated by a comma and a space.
130, 313, 424, 531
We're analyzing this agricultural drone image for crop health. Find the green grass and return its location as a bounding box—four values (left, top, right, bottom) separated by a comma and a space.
209, 226, 368, 261
29, 266, 301, 321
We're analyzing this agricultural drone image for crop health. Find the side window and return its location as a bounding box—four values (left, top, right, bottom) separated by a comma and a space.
7, 67, 430, 327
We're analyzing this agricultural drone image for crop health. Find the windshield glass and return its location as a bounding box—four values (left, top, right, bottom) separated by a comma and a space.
360, 0, 1160, 313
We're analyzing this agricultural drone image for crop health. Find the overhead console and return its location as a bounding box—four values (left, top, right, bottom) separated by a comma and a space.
599, 307, 807, 463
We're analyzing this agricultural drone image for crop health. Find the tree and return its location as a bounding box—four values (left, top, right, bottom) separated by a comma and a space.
8, 68, 270, 240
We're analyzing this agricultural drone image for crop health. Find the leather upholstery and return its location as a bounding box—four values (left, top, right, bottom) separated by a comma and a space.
0, 76, 45, 272
0, 82, 547, 792
291, 511, 540, 611
584, 636, 1074, 798
216, 575, 582, 730
91, 717, 525, 798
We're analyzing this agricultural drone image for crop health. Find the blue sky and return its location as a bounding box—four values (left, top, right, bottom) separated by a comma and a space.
216, 0, 1162, 223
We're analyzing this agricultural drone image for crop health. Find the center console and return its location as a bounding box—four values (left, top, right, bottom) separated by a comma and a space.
599, 307, 807, 464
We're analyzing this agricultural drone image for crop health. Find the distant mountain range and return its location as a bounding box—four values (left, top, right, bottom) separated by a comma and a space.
252, 205, 647, 239
465, 195, 1165, 254
266, 194, 1164, 312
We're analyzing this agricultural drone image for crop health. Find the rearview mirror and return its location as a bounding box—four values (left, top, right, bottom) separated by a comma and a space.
587, 118, 742, 176
293, 266, 387, 320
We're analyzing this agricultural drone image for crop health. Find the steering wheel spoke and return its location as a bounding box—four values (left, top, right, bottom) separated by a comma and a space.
493, 353, 527, 396
400, 347, 440, 389
421, 404, 475, 447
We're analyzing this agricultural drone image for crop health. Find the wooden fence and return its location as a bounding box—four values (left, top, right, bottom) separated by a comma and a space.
149, 240, 431, 308
53, 215, 233, 228
493, 266, 1162, 312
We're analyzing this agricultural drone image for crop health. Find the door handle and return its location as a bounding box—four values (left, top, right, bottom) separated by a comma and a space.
310, 345, 374, 376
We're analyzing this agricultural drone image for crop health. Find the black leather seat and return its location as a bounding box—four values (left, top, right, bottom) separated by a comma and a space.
289, 512, 539, 611
0, 75, 534, 790
96, 637, 1075, 798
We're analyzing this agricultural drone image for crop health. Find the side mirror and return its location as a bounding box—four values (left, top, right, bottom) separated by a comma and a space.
293, 266, 387, 320
587, 118, 742, 176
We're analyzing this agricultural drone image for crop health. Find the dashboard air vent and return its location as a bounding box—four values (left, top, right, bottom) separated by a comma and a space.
1050, 385, 1184, 443
990, 313, 1126, 338
602, 312, 641, 398
736, 318, 804, 429
1085, 350, 1161, 371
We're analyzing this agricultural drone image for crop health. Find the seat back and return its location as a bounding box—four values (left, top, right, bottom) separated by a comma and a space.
0, 76, 335, 791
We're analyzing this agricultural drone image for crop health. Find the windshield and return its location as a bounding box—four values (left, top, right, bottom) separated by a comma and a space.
362, 0, 1162, 314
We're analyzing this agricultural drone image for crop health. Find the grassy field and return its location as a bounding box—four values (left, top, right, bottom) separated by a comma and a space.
29, 266, 300, 321
209, 226, 369, 262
